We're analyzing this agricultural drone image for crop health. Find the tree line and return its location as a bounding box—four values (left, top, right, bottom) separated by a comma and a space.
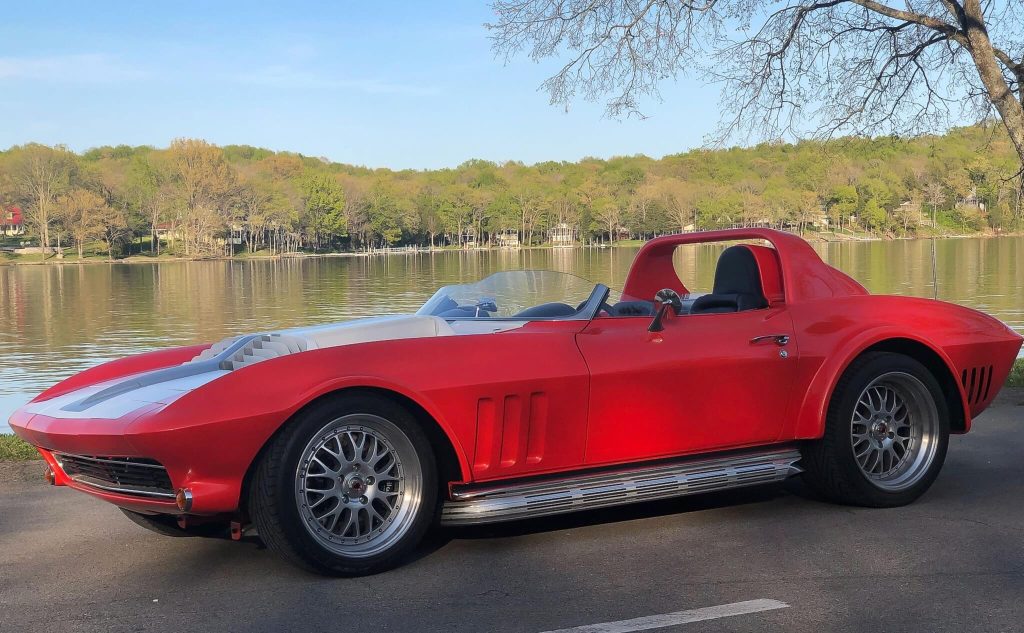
0, 124, 1021, 259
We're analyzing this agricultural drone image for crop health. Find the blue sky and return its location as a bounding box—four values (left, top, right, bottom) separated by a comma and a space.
0, 1, 718, 169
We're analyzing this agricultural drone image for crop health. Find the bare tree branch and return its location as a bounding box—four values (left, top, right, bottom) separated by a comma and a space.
488, 0, 1024, 168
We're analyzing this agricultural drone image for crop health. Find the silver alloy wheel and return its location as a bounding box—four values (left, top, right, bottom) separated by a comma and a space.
850, 371, 940, 492
295, 414, 423, 558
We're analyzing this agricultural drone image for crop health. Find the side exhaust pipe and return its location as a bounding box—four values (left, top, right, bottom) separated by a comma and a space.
442, 446, 802, 526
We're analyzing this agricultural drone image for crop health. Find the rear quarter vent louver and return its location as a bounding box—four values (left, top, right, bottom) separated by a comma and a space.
961, 365, 994, 405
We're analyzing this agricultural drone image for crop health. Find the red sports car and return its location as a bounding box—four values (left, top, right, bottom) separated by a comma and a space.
10, 229, 1021, 575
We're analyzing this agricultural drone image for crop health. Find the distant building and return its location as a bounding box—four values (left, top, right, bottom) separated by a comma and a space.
958, 188, 986, 212
2, 205, 24, 236
549, 223, 576, 247
495, 230, 521, 248
154, 222, 184, 241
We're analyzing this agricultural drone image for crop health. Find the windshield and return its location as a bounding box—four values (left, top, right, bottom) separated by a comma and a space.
417, 270, 605, 320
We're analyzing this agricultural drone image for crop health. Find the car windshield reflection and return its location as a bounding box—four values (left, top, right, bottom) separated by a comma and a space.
417, 270, 604, 320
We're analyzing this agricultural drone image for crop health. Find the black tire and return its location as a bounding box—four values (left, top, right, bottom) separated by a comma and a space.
248, 394, 438, 576
120, 509, 227, 538
801, 352, 950, 507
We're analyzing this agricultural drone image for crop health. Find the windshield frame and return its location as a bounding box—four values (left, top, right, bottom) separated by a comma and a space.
416, 270, 611, 322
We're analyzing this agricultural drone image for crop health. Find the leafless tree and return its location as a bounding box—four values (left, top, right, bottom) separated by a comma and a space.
488, 0, 1024, 170
56, 188, 108, 259
924, 178, 947, 225
13, 144, 75, 251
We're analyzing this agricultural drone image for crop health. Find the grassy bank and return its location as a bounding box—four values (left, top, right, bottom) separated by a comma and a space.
0, 434, 39, 460
2, 359, 1022, 461
1008, 358, 1024, 388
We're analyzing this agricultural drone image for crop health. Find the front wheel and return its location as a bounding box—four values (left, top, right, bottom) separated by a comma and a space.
249, 394, 438, 576
801, 352, 950, 507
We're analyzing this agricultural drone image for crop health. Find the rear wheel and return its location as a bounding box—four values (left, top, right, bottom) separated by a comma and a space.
249, 394, 438, 576
801, 352, 950, 507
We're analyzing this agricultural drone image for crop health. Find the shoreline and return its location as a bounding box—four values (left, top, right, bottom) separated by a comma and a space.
3, 231, 1020, 267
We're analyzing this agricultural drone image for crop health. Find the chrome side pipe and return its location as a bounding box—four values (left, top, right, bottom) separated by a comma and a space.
441, 446, 802, 526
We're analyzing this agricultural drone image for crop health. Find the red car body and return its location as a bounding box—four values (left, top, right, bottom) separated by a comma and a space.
9, 228, 1022, 520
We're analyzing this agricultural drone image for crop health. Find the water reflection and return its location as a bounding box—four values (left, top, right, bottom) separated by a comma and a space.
2, 236, 1021, 432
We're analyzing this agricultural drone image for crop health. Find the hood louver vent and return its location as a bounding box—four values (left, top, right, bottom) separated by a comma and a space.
190, 336, 242, 363
217, 334, 309, 371
186, 316, 456, 373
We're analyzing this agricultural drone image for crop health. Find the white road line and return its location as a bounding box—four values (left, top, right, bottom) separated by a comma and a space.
538, 598, 790, 633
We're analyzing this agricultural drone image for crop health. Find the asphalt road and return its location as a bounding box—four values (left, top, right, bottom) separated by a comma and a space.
2, 391, 1023, 633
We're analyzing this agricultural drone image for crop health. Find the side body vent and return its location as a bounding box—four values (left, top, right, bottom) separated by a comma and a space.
472, 392, 549, 476
961, 365, 994, 405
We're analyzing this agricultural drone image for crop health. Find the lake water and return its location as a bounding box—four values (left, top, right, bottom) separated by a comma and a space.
2, 236, 1022, 434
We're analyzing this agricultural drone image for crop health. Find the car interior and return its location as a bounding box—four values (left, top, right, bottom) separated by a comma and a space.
603, 244, 770, 317
429, 244, 773, 320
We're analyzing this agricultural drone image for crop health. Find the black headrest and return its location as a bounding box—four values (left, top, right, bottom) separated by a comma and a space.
713, 245, 765, 297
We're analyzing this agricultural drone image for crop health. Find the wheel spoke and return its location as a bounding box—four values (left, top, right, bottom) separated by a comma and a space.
321, 436, 342, 459
892, 441, 906, 459
373, 451, 396, 474
871, 387, 883, 414
868, 448, 882, 473
368, 503, 387, 527
351, 431, 366, 454
311, 455, 338, 476
305, 476, 335, 492
338, 509, 355, 538
307, 492, 332, 510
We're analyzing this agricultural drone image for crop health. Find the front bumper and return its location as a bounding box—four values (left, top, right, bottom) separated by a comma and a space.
9, 405, 274, 516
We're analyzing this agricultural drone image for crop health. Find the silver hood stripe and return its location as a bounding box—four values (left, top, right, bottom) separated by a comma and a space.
29, 315, 524, 420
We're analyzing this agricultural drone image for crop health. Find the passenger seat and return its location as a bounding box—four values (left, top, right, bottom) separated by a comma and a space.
689, 245, 769, 314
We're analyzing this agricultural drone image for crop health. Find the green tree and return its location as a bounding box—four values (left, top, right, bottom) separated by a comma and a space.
862, 199, 888, 232
166, 139, 236, 256
301, 174, 347, 251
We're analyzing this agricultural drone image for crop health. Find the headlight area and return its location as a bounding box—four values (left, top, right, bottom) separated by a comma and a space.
34, 447, 208, 514
52, 452, 176, 500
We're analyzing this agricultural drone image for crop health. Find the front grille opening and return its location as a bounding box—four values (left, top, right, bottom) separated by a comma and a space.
961, 365, 994, 405
55, 453, 174, 498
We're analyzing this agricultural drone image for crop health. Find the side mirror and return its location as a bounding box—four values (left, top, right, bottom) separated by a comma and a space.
648, 288, 682, 332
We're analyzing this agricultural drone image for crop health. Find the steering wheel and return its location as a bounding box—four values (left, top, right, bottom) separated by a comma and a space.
475, 298, 498, 315
576, 298, 615, 316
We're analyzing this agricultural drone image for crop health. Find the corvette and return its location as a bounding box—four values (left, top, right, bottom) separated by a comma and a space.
10, 228, 1022, 575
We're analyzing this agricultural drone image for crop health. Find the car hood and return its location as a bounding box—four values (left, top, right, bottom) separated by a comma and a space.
22, 315, 460, 421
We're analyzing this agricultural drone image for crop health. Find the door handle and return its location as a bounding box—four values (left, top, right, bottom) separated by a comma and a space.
750, 334, 790, 346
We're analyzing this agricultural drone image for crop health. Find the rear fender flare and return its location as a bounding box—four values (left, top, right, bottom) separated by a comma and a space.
791, 328, 968, 439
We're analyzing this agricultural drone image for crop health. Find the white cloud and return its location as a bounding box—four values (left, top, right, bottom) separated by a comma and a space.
0, 53, 147, 82
234, 64, 440, 96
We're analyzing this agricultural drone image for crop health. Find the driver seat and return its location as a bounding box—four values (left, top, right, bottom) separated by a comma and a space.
689, 245, 769, 314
